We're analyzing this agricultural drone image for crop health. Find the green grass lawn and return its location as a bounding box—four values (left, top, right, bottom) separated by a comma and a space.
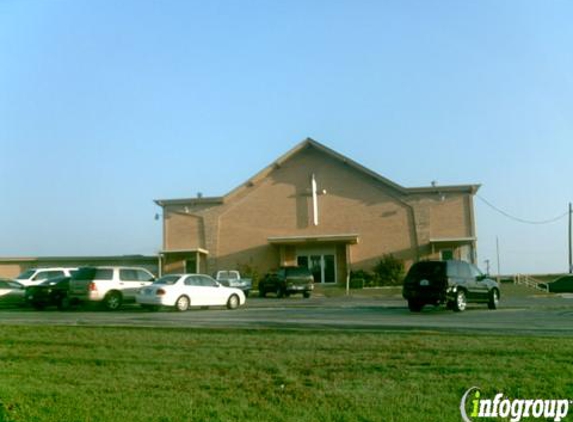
1, 326, 572, 422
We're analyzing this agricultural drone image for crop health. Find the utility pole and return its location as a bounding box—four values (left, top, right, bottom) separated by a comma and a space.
569, 202, 573, 274
496, 236, 501, 276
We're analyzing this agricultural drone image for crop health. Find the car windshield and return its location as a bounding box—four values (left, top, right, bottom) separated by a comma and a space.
153, 275, 180, 285
16, 270, 36, 280
72, 267, 113, 280
73, 268, 97, 280
408, 262, 446, 279
39, 277, 67, 286
285, 267, 311, 276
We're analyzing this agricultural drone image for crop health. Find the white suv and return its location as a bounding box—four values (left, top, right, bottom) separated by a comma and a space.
69, 266, 155, 310
15, 267, 78, 287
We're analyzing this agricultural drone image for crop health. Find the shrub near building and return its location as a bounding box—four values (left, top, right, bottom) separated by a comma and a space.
350, 255, 405, 288
373, 255, 405, 286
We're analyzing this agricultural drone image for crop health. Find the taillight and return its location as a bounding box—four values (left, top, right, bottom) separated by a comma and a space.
89, 282, 97, 291
156, 288, 166, 296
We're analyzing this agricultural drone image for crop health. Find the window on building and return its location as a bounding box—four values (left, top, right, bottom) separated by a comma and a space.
441, 249, 454, 261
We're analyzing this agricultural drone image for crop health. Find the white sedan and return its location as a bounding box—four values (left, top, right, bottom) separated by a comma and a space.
136, 274, 246, 311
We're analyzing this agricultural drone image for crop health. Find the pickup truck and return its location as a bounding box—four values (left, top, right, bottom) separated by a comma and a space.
258, 266, 314, 298
215, 270, 252, 297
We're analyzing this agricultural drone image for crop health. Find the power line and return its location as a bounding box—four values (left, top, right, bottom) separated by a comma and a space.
476, 195, 568, 225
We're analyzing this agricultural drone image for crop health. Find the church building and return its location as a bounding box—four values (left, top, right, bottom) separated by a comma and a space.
155, 138, 479, 284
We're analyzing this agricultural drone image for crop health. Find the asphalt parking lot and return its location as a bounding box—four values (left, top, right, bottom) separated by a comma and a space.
1, 287, 572, 336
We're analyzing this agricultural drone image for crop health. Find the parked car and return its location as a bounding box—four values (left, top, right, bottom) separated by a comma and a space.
136, 273, 246, 311
539, 275, 573, 293
0, 278, 25, 307
402, 260, 500, 312
15, 267, 78, 287
258, 266, 314, 298
68, 266, 155, 310
215, 270, 252, 297
25, 276, 71, 310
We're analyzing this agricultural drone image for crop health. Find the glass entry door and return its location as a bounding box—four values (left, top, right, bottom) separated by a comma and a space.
297, 253, 336, 284
310, 255, 322, 283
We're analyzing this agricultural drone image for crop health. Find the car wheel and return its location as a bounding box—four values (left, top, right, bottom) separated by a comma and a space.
276, 287, 284, 298
452, 290, 467, 312
258, 287, 266, 298
302, 292, 311, 299
408, 300, 424, 312
104, 292, 123, 311
227, 294, 240, 310
488, 289, 499, 310
175, 295, 190, 312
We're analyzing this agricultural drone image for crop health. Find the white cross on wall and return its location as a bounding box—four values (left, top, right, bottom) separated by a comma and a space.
311, 174, 318, 226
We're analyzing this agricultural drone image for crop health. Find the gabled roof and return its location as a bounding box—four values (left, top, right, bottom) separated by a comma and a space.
224, 137, 408, 200
155, 137, 479, 207
154, 196, 224, 207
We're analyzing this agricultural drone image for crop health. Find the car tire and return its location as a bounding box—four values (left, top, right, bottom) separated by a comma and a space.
258, 288, 266, 298
175, 295, 190, 312
452, 290, 467, 312
104, 292, 123, 311
227, 294, 240, 310
408, 300, 424, 312
488, 289, 499, 310
276, 287, 284, 298
302, 292, 311, 299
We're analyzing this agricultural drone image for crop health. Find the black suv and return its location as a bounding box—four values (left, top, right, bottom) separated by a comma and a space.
25, 276, 71, 310
402, 260, 500, 312
258, 266, 314, 298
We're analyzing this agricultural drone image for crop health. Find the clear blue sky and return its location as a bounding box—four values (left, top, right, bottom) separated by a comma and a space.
1, 0, 572, 274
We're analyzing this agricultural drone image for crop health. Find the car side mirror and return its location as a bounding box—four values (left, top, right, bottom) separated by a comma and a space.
477, 274, 488, 281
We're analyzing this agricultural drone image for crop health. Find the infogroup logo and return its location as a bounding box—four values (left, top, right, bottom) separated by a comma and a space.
460, 387, 571, 422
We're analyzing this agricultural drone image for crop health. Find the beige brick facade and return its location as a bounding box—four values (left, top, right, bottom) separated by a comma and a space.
156, 139, 479, 285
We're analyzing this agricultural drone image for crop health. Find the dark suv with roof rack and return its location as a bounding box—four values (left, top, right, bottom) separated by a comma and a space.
402, 260, 500, 312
